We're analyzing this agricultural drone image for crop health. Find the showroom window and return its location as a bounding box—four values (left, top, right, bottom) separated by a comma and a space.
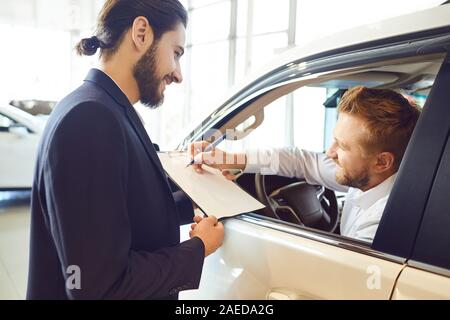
0, 0, 444, 150
143, 0, 295, 150
0, 24, 72, 102
148, 0, 443, 151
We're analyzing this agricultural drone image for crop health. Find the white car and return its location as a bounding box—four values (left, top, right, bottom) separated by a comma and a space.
0, 103, 46, 189
177, 3, 450, 299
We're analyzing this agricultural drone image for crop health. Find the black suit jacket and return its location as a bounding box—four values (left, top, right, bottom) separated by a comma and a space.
27, 69, 205, 300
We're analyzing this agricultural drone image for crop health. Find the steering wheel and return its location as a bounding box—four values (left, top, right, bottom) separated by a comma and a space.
254, 173, 339, 233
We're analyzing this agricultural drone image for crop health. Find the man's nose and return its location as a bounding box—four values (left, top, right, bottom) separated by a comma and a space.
172, 63, 183, 83
326, 142, 337, 159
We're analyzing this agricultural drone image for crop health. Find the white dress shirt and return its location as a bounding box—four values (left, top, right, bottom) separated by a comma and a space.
243, 147, 397, 243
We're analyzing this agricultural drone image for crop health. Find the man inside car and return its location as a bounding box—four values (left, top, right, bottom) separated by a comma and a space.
190, 86, 420, 243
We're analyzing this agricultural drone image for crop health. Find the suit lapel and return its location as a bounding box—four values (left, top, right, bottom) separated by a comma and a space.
124, 107, 166, 177
84, 69, 168, 183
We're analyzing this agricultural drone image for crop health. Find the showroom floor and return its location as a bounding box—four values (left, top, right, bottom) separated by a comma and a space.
0, 191, 31, 300
0, 191, 195, 300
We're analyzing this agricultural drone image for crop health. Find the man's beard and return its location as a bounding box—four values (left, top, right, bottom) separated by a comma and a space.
335, 165, 370, 189
132, 41, 167, 109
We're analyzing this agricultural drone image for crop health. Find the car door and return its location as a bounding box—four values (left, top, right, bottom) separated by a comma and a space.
179, 71, 419, 300
181, 215, 404, 299
0, 112, 39, 189
179, 32, 450, 299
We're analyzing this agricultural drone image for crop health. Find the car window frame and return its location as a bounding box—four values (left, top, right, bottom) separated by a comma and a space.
238, 213, 406, 264
408, 136, 450, 278
224, 53, 448, 262
389, 54, 450, 277
181, 31, 450, 263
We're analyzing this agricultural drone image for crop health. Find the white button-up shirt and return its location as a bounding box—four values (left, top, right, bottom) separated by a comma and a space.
243, 147, 397, 243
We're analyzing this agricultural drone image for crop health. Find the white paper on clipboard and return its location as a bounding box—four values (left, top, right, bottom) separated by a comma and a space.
158, 152, 265, 219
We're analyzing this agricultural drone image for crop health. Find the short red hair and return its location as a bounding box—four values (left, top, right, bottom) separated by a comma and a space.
338, 86, 421, 169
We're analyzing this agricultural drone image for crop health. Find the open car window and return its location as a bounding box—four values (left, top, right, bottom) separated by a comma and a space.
214, 53, 445, 248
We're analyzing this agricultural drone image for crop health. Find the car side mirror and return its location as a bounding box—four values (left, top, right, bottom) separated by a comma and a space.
9, 124, 29, 138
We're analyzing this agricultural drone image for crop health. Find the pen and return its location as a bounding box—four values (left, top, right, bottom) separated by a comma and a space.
186, 143, 215, 168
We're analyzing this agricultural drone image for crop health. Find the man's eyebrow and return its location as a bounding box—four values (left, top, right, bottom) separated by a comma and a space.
335, 137, 349, 149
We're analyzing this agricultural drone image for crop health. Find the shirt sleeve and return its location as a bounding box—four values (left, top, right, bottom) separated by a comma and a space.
244, 147, 348, 192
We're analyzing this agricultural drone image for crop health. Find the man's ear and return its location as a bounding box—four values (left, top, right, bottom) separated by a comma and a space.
131, 16, 154, 52
374, 151, 395, 173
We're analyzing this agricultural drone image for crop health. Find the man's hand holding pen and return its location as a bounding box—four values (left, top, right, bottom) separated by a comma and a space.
189, 141, 247, 180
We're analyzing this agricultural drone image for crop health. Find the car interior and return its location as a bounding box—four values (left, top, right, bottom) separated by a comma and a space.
208, 53, 445, 240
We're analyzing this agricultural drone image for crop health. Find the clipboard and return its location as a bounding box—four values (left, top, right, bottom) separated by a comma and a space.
158, 151, 265, 220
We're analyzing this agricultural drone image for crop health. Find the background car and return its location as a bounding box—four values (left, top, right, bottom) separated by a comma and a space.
0, 103, 46, 189
176, 3, 450, 299
9, 99, 56, 116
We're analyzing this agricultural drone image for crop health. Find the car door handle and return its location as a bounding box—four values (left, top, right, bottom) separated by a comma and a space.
266, 288, 316, 300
